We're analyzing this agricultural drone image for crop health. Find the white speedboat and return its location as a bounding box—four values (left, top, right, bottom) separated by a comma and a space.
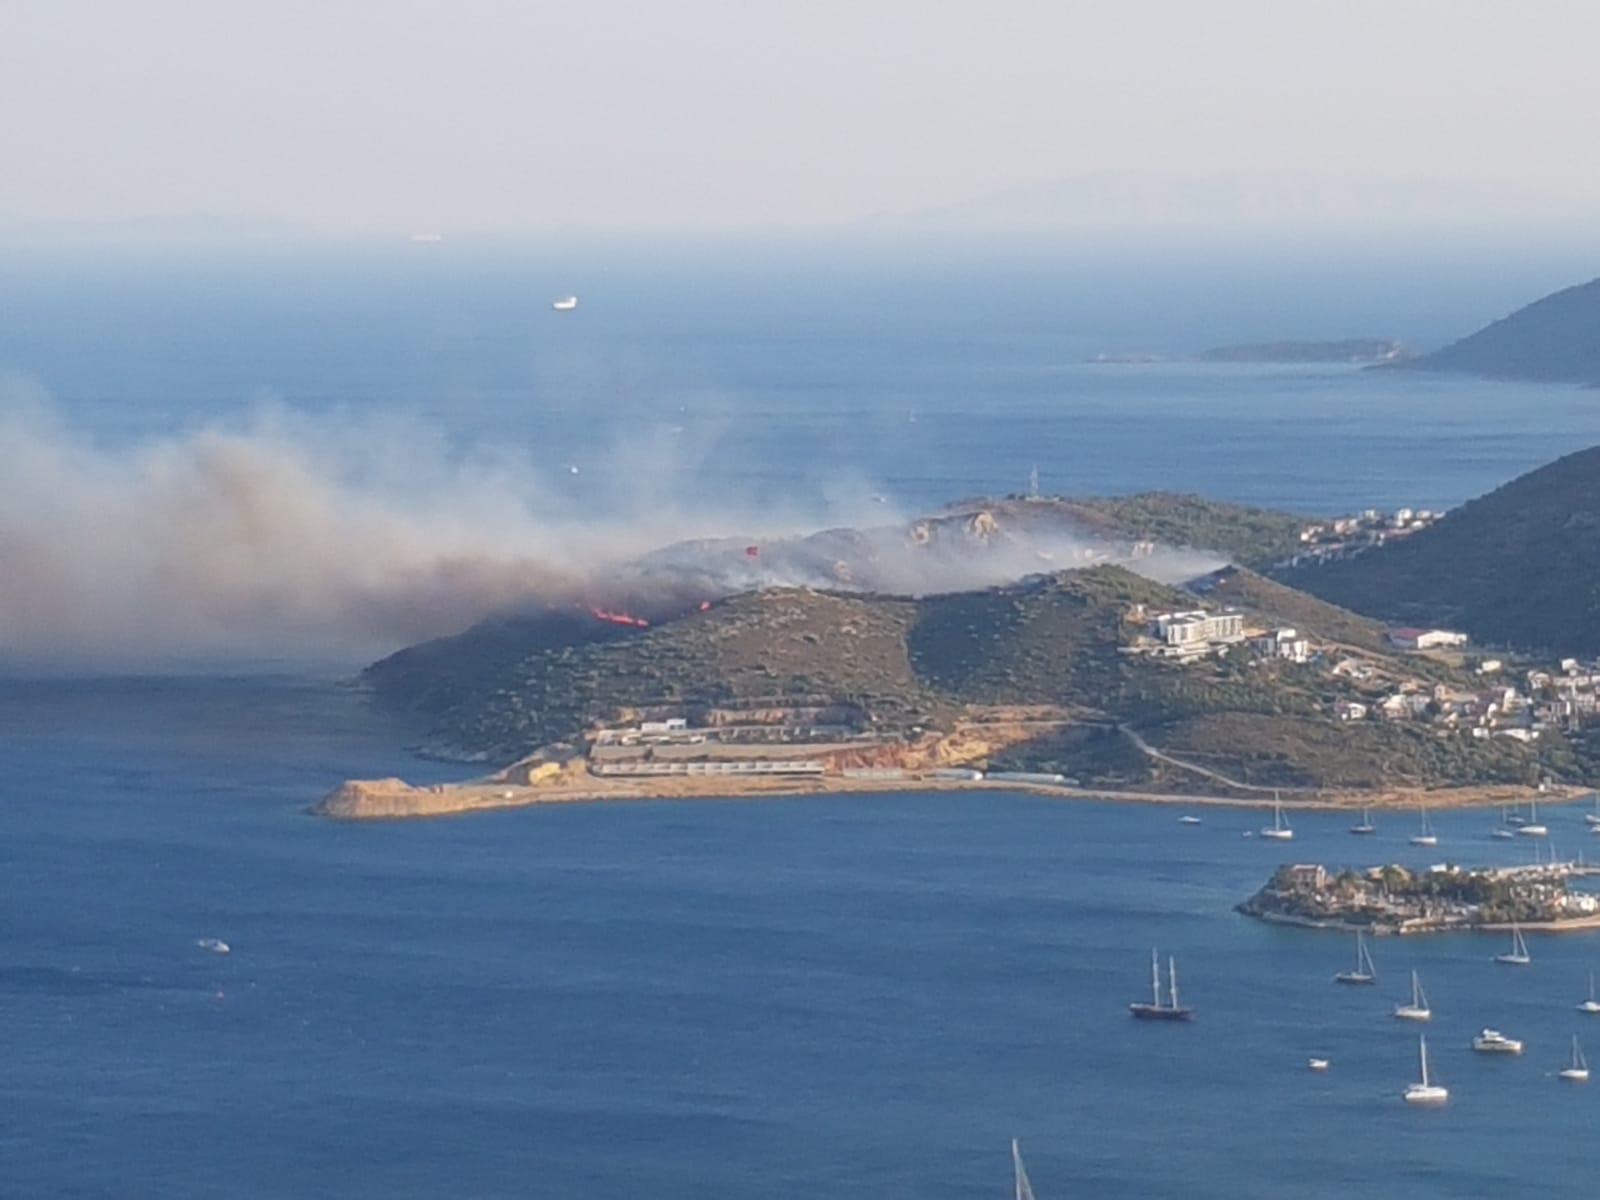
1560, 1035, 1590, 1082
1394, 969, 1431, 1021
1472, 1028, 1523, 1054
1261, 793, 1294, 841
1403, 1035, 1448, 1104
1494, 924, 1531, 966
195, 937, 230, 954
1307, 1057, 1330, 1071
1178, 815, 1202, 825
551, 295, 578, 311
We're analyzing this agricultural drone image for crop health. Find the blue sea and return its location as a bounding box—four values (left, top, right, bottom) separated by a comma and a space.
5, 236, 1600, 1197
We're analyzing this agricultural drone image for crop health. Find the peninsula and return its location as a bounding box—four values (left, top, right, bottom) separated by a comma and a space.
1237, 860, 1600, 934
323, 452, 1600, 820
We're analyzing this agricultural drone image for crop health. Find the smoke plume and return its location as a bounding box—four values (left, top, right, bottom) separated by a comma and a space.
0, 389, 1223, 669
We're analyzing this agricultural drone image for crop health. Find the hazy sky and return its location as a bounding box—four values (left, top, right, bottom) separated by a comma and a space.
3, 0, 1598, 234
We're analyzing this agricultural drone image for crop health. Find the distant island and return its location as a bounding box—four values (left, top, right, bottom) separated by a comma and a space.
1087, 338, 1411, 366
1197, 338, 1410, 364
1237, 859, 1600, 934
1393, 275, 1600, 386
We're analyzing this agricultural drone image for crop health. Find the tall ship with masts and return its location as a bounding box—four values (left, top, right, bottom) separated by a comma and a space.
1129, 949, 1193, 1021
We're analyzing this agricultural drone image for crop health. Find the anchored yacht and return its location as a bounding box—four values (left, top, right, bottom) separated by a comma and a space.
1472, 1028, 1523, 1054
1393, 969, 1431, 1021
1403, 1035, 1448, 1104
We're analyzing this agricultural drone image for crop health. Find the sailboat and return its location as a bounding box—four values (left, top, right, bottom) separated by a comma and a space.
1349, 807, 1376, 835
1261, 792, 1294, 841
1579, 971, 1600, 1014
1494, 923, 1532, 966
1403, 1035, 1448, 1104
1586, 794, 1600, 827
1333, 929, 1378, 984
1129, 949, 1194, 1021
1560, 1036, 1590, 1082
1408, 805, 1438, 847
1393, 969, 1431, 1021
1012, 1139, 1037, 1200
1518, 798, 1548, 837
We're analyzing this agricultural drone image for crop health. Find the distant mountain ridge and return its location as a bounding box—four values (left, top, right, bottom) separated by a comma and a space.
1399, 277, 1600, 386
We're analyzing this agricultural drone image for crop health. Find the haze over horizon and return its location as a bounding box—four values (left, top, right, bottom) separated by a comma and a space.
4, 1, 1599, 238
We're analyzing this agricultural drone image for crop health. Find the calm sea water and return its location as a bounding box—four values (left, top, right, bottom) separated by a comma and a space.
5, 240, 1600, 1197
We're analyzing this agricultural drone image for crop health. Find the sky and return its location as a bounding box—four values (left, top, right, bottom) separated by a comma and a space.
3, 0, 1599, 235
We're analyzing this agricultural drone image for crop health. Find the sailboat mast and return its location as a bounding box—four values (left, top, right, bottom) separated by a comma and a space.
1151, 948, 1161, 1008
1419, 1035, 1430, 1086
1169, 956, 1179, 1009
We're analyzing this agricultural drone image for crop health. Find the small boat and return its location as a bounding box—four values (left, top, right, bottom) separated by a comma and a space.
1472, 1028, 1524, 1054
1012, 1139, 1037, 1200
1349, 807, 1376, 835
1585, 794, 1600, 827
1518, 798, 1548, 837
1494, 923, 1531, 966
1307, 1057, 1330, 1072
1492, 826, 1516, 840
1579, 971, 1600, 1014
1403, 1034, 1448, 1104
1408, 805, 1438, 847
1393, 969, 1431, 1021
1129, 949, 1194, 1021
1505, 805, 1528, 827
1560, 1035, 1590, 1082
1261, 793, 1294, 841
1178, 814, 1203, 825
1333, 929, 1378, 985
195, 937, 230, 954
551, 295, 578, 311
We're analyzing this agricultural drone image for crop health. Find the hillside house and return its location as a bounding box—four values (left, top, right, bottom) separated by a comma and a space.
1387, 627, 1470, 651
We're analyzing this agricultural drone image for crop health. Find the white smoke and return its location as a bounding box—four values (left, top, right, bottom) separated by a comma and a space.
0, 386, 1224, 669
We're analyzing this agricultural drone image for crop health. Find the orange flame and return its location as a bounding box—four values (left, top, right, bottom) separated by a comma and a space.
588, 606, 651, 628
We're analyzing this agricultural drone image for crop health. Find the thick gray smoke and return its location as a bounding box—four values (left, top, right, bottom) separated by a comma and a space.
0, 390, 1223, 669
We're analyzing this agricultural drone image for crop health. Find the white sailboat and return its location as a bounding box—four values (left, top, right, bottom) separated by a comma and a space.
1261, 792, 1294, 841
1178, 814, 1203, 824
1393, 969, 1431, 1021
1012, 1139, 1037, 1200
1333, 929, 1378, 985
1579, 971, 1600, 1014
1560, 1036, 1590, 1082
1403, 1034, 1448, 1104
1408, 805, 1438, 847
1586, 794, 1600, 827
1494, 923, 1532, 966
1518, 798, 1548, 837
1349, 807, 1376, 835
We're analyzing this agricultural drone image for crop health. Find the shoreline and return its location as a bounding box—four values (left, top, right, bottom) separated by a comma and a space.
1241, 909, 1600, 936
314, 770, 1580, 822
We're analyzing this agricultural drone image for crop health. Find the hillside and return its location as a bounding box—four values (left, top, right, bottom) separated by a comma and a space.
1398, 277, 1600, 385
984, 493, 1310, 570
364, 562, 1576, 791
1280, 445, 1600, 653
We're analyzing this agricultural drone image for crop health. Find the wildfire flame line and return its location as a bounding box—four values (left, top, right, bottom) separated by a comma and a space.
588, 605, 651, 628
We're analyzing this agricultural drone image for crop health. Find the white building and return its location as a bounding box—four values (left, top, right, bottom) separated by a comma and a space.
1387, 627, 1469, 651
